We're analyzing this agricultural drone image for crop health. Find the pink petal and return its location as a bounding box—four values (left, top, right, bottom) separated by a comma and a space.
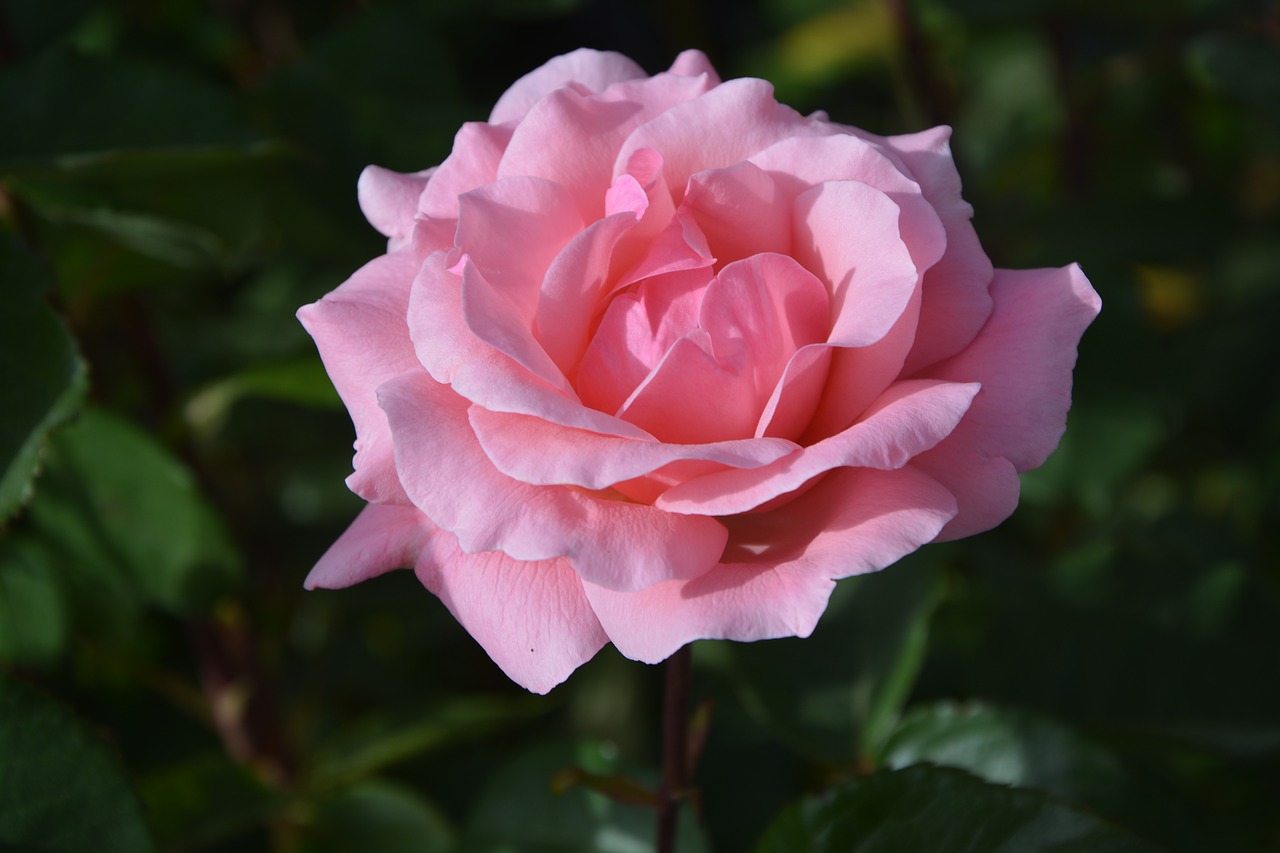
497, 87, 653, 221
657, 379, 979, 516
682, 161, 791, 267
297, 250, 421, 504
881, 126, 996, 374
912, 265, 1098, 539
357, 165, 432, 248
792, 180, 920, 347
415, 539, 607, 695
409, 250, 648, 438
755, 343, 832, 439
418, 122, 514, 221
667, 49, 721, 83
458, 257, 574, 396
584, 465, 957, 663
618, 331, 760, 443
304, 503, 433, 590
802, 283, 922, 442
926, 265, 1100, 471
614, 78, 825, 204
699, 253, 830, 405
748, 132, 946, 276
489, 48, 647, 125
378, 370, 728, 592
576, 267, 711, 416
535, 203, 646, 379
469, 405, 799, 490
456, 176, 585, 320
909, 450, 1019, 542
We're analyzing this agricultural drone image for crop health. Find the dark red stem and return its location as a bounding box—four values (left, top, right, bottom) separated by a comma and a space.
656, 644, 692, 853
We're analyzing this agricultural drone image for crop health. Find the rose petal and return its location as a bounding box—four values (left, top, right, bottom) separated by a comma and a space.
297, 250, 421, 504
909, 450, 1019, 542
699, 253, 830, 404
576, 267, 711, 415
615, 78, 825, 203
489, 48, 647, 124
584, 465, 957, 663
657, 378, 979, 516
802, 283, 922, 442
456, 176, 585, 320
667, 49, 721, 82
416, 540, 607, 695
470, 405, 799, 490
749, 132, 946, 275
926, 265, 1100, 471
537, 212, 640, 380
755, 343, 832, 439
418, 122, 514, 221
618, 331, 760, 443
683, 161, 791, 267
357, 165, 432, 248
379, 370, 728, 592
498, 87, 652, 220
304, 503, 432, 590
913, 264, 1099, 539
793, 180, 920, 348
881, 126, 996, 373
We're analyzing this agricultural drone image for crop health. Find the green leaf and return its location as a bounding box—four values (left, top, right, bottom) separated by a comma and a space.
0, 535, 69, 666
755, 765, 1159, 853
730, 553, 945, 763
28, 408, 242, 614
301, 779, 454, 853
0, 51, 251, 164
184, 357, 342, 439
0, 670, 153, 852
880, 702, 1138, 813
459, 740, 709, 853
137, 752, 280, 850
0, 236, 88, 522
308, 696, 545, 791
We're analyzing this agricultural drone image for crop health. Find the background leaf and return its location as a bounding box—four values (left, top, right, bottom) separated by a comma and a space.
0, 670, 153, 852
0, 236, 87, 522
755, 764, 1160, 853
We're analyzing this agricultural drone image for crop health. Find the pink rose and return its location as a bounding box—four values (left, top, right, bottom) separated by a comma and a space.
298, 49, 1100, 693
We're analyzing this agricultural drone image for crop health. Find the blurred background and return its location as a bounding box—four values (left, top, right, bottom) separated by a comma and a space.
1, 0, 1278, 850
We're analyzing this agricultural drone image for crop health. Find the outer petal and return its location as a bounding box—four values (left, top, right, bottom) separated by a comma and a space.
418, 122, 514, 221
415, 539, 607, 695
926, 265, 1099, 471
469, 405, 799, 489
297, 250, 421, 504
357, 165, 432, 249
497, 87, 653, 221
489, 48, 647, 124
584, 466, 957, 663
304, 503, 433, 590
379, 369, 728, 592
879, 126, 996, 374
748, 132, 946, 277
668, 49, 721, 82
657, 379, 979, 515
614, 78, 826, 203
915, 264, 1100, 539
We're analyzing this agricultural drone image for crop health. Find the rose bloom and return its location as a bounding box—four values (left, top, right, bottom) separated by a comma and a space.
298, 49, 1099, 693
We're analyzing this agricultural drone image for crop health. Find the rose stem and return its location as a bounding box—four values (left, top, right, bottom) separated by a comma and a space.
657, 643, 693, 853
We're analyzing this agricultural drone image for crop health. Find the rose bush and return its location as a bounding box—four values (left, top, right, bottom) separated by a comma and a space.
298, 48, 1100, 693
